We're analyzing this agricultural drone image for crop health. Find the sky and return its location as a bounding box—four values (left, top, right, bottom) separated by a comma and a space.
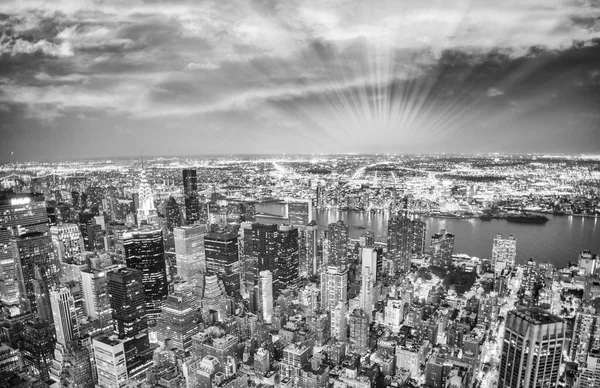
0, 0, 600, 161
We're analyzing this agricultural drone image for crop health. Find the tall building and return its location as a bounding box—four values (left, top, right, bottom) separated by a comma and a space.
320, 266, 347, 311
287, 199, 313, 226
298, 223, 318, 278
122, 229, 168, 322
80, 268, 111, 323
50, 286, 80, 346
204, 231, 241, 298
569, 312, 600, 365
430, 230, 455, 266
156, 293, 200, 354
326, 220, 348, 269
164, 196, 182, 231
174, 225, 207, 286
21, 319, 56, 381
359, 266, 374, 318
330, 302, 347, 341
183, 169, 200, 225
93, 336, 128, 388
349, 309, 369, 354
387, 212, 425, 273
578, 250, 598, 276
13, 232, 59, 320
107, 267, 147, 338
258, 270, 274, 323
136, 162, 158, 227
498, 308, 565, 388
578, 350, 600, 388
492, 234, 517, 272
0, 191, 49, 304
50, 223, 85, 263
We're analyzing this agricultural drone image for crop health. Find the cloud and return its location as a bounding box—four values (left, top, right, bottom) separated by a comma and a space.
487, 87, 504, 97
185, 62, 219, 70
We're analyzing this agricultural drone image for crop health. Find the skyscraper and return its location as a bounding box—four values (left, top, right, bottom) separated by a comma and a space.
320, 266, 347, 311
0, 191, 49, 304
258, 270, 273, 323
330, 302, 347, 341
136, 162, 158, 227
430, 230, 455, 266
156, 293, 200, 354
298, 222, 318, 278
204, 231, 241, 298
13, 232, 59, 320
50, 223, 85, 263
164, 196, 182, 231
499, 308, 565, 388
578, 350, 600, 388
80, 268, 111, 324
387, 212, 425, 273
183, 169, 200, 225
326, 220, 348, 269
492, 234, 517, 272
107, 267, 147, 338
21, 319, 56, 381
570, 312, 600, 365
174, 224, 207, 286
122, 229, 168, 323
349, 309, 369, 354
50, 286, 80, 346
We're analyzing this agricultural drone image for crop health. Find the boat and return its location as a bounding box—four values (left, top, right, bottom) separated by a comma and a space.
506, 214, 549, 224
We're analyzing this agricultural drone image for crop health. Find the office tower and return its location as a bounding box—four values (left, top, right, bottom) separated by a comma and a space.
384, 299, 404, 331
359, 266, 374, 318
430, 230, 455, 266
499, 308, 565, 388
201, 274, 231, 321
156, 293, 200, 354
93, 336, 128, 388
136, 162, 158, 227
174, 224, 207, 286
252, 223, 278, 274
258, 270, 274, 323
0, 343, 20, 377
80, 268, 111, 322
0, 191, 49, 304
50, 286, 80, 346
49, 343, 94, 388
281, 343, 311, 384
13, 232, 59, 320
387, 212, 425, 273
349, 309, 369, 354
326, 220, 348, 269
276, 225, 299, 292
361, 247, 379, 282
204, 231, 241, 298
21, 319, 56, 381
165, 196, 182, 231
107, 267, 147, 338
287, 199, 313, 225
50, 223, 85, 263
183, 169, 200, 225
254, 348, 270, 375
320, 266, 348, 311
359, 231, 375, 248
298, 222, 318, 278
578, 350, 600, 388
570, 312, 600, 365
330, 302, 347, 341
492, 234, 517, 272
122, 229, 168, 323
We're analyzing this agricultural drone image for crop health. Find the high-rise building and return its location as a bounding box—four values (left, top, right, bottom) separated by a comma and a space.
174, 225, 207, 286
298, 223, 318, 278
326, 220, 348, 269
498, 308, 565, 388
93, 336, 128, 388
430, 230, 455, 266
21, 319, 56, 381
492, 234, 517, 272
80, 268, 111, 323
258, 270, 274, 323
156, 293, 200, 354
330, 302, 347, 341
50, 286, 80, 346
349, 309, 369, 354
13, 232, 59, 320
204, 231, 241, 298
578, 250, 598, 276
50, 223, 85, 263
183, 169, 200, 225
122, 229, 168, 322
359, 266, 374, 318
0, 191, 49, 304
107, 267, 147, 338
320, 266, 347, 311
570, 312, 600, 365
387, 212, 425, 273
136, 162, 158, 227
287, 199, 313, 226
164, 196, 182, 231
578, 350, 600, 388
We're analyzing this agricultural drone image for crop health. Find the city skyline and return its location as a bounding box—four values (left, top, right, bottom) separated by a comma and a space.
1, 0, 600, 161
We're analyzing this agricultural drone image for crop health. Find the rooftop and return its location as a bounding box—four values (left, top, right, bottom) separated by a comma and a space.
511, 307, 563, 325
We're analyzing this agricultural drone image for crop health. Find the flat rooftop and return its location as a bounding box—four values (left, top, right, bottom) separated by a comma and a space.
512, 308, 562, 325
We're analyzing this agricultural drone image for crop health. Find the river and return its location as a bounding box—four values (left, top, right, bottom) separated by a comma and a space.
315, 210, 600, 268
